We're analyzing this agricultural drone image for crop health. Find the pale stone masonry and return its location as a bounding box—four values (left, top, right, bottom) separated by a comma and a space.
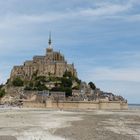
10, 35, 77, 80
23, 100, 128, 110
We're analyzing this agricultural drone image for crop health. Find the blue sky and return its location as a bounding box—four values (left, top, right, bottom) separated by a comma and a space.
0, 0, 140, 103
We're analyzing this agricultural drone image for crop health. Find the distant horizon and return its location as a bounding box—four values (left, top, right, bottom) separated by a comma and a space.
0, 0, 140, 104
129, 103, 140, 105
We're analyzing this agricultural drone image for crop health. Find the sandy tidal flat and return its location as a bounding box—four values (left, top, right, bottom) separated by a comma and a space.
0, 108, 82, 140
0, 108, 140, 140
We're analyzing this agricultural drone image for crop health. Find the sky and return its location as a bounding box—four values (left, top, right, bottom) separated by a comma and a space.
0, 0, 140, 104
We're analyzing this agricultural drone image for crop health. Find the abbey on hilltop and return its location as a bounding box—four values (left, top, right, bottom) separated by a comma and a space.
10, 34, 77, 80
0, 33, 128, 110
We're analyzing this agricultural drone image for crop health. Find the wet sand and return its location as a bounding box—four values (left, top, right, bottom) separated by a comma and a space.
55, 110, 140, 140
0, 108, 140, 140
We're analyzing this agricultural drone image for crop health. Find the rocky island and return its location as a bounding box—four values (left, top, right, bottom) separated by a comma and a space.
0, 34, 128, 109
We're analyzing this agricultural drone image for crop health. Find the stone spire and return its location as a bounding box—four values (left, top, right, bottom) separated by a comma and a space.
48, 32, 52, 48
46, 32, 53, 54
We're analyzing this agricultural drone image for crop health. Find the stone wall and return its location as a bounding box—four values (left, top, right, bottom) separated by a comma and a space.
23, 101, 46, 108
99, 101, 121, 110
121, 102, 128, 110
23, 100, 128, 110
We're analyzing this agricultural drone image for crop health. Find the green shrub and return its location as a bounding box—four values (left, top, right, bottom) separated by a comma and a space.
0, 89, 6, 98
72, 85, 80, 90
0, 84, 4, 89
35, 76, 46, 82
51, 86, 64, 92
88, 82, 96, 90
63, 70, 73, 78
24, 86, 32, 91
64, 87, 72, 97
61, 78, 72, 87
36, 84, 48, 91
12, 77, 24, 87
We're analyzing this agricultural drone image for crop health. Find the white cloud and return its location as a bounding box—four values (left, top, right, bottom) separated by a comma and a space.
79, 3, 131, 17
85, 67, 140, 82
0, 0, 137, 29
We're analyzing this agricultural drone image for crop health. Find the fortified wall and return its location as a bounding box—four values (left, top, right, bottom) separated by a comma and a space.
23, 100, 128, 110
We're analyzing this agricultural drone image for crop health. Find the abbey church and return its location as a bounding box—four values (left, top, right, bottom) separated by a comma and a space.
10, 35, 77, 80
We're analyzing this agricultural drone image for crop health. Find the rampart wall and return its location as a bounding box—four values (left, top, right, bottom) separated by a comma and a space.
23, 100, 128, 110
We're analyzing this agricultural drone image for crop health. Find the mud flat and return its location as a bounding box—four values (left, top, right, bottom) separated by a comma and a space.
0, 108, 83, 140
55, 109, 140, 140
0, 108, 140, 140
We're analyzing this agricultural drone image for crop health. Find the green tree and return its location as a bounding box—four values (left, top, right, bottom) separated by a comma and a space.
24, 75, 48, 91
51, 86, 64, 92
35, 76, 46, 82
0, 89, 6, 98
64, 87, 72, 97
60, 76, 73, 97
88, 82, 96, 90
24, 86, 32, 91
0, 84, 4, 89
63, 70, 73, 78
61, 78, 72, 87
6, 79, 10, 85
36, 84, 48, 91
72, 85, 80, 90
75, 77, 81, 84
12, 77, 24, 87
34, 80, 48, 91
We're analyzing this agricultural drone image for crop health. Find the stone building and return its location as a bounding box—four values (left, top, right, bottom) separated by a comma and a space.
10, 34, 77, 80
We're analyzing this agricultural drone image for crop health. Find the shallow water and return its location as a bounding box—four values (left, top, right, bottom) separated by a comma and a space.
129, 104, 140, 110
